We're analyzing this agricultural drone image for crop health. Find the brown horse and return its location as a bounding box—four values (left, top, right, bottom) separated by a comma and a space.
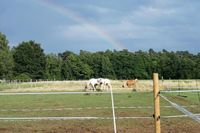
122, 79, 138, 88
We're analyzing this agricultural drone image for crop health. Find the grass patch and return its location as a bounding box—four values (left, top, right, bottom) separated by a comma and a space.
0, 92, 200, 132
1, 79, 200, 92
0, 92, 195, 118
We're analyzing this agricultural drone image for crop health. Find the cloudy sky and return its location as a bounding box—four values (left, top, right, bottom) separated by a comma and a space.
0, 0, 200, 53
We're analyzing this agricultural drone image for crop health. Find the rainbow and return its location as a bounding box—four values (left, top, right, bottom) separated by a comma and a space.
37, 0, 126, 50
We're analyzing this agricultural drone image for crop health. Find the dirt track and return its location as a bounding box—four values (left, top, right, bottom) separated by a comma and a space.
1, 117, 200, 133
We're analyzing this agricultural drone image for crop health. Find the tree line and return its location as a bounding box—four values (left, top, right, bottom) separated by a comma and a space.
0, 32, 200, 80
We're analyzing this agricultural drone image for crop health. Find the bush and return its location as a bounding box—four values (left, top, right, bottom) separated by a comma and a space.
14, 73, 31, 81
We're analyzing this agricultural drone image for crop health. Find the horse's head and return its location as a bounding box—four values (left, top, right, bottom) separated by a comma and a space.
97, 78, 103, 85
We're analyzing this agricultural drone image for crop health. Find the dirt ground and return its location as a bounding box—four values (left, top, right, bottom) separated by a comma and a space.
1, 118, 200, 133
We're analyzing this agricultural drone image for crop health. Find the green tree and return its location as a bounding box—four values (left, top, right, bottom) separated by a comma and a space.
59, 50, 75, 61
100, 55, 116, 79
195, 53, 200, 78
0, 32, 13, 79
61, 53, 93, 80
45, 54, 62, 80
79, 50, 93, 65
81, 52, 116, 79
176, 56, 195, 79
13, 41, 46, 79
133, 51, 149, 79
110, 50, 136, 79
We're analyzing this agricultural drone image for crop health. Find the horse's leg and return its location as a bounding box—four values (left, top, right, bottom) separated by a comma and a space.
108, 84, 112, 91
102, 83, 104, 90
101, 84, 104, 91
106, 83, 110, 91
104, 83, 106, 91
99, 84, 102, 91
95, 84, 99, 91
103, 84, 106, 91
92, 83, 96, 91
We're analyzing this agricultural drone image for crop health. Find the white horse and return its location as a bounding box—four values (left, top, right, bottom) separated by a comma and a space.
85, 78, 100, 91
97, 78, 112, 91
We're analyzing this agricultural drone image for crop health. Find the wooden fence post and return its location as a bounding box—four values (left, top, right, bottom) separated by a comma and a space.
153, 73, 161, 133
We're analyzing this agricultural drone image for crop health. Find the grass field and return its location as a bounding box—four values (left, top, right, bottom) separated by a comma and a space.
0, 80, 200, 132
0, 91, 200, 133
163, 92, 200, 114
0, 79, 200, 93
